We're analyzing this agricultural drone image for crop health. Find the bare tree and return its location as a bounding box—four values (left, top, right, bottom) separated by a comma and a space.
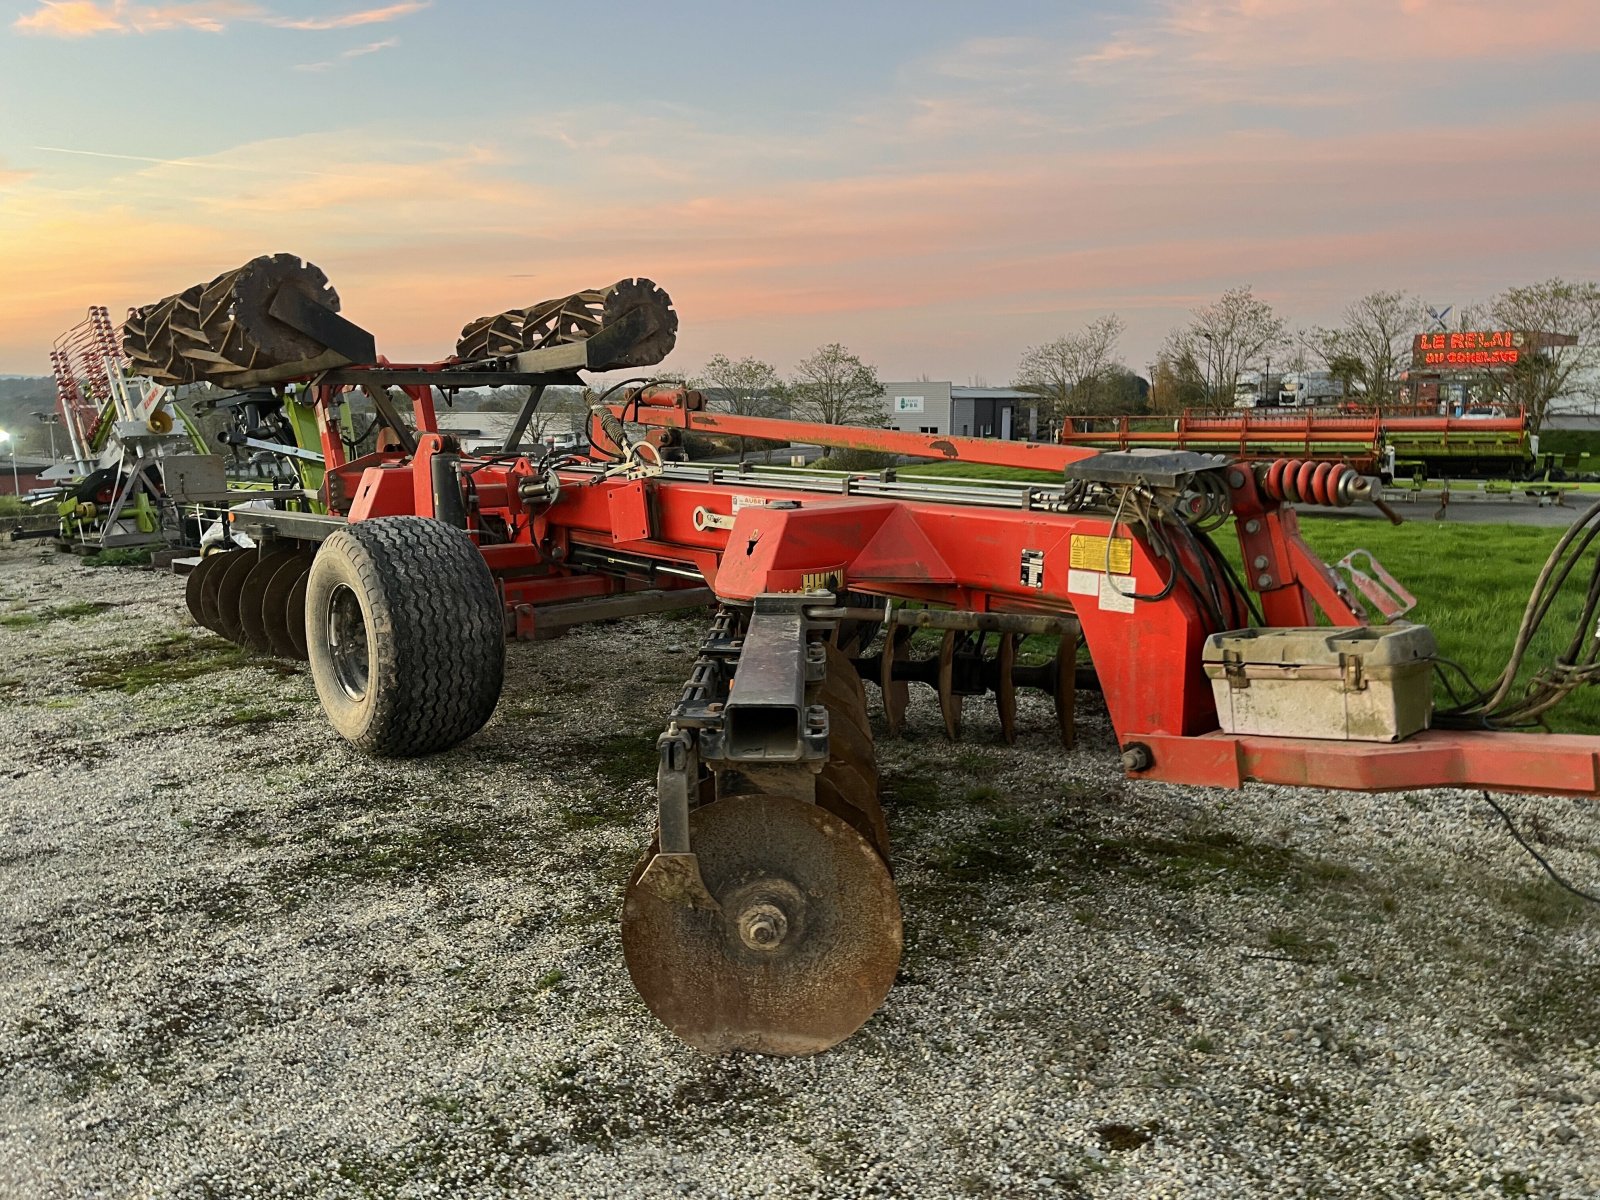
1302, 290, 1423, 406
789, 343, 884, 426
690, 354, 785, 460
1161, 286, 1286, 411
1014, 314, 1125, 435
1488, 278, 1600, 432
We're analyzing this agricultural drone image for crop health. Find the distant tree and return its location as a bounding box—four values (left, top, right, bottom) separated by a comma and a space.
1014, 314, 1125, 435
1148, 353, 1205, 414
1161, 286, 1286, 411
477, 386, 526, 413
1303, 290, 1423, 406
1487, 278, 1600, 432
1080, 365, 1147, 414
690, 354, 786, 460
789, 343, 883, 426
1325, 353, 1366, 400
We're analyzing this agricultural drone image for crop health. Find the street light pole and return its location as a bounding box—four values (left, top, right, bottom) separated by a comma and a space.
0, 430, 14, 495
33, 411, 58, 461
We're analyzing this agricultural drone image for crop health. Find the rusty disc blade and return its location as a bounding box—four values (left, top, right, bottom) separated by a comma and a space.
1055, 636, 1077, 749
817, 757, 889, 863
938, 630, 963, 740
236, 549, 299, 654
621, 794, 901, 1056
285, 571, 310, 660
823, 695, 875, 777
823, 642, 870, 715
261, 552, 313, 659
198, 549, 245, 634
212, 548, 261, 646
880, 627, 911, 736
996, 633, 1018, 745
821, 676, 872, 745
185, 552, 227, 626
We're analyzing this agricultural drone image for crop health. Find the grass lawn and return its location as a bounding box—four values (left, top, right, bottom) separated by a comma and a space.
895, 461, 1063, 484
1291, 517, 1600, 735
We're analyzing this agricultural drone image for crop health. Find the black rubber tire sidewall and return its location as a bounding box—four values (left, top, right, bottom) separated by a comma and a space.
306, 517, 505, 757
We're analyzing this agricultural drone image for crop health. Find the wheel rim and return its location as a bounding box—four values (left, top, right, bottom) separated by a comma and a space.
326, 584, 371, 701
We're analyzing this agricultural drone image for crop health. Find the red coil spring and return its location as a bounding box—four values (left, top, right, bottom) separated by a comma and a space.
1256, 458, 1360, 507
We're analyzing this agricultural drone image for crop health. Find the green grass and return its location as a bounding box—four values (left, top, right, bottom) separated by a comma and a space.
1290, 518, 1600, 734
896, 461, 1062, 484
78, 632, 249, 693
0, 601, 111, 628
82, 547, 152, 568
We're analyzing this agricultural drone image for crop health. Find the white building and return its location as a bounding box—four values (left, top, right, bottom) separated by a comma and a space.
879, 382, 1037, 439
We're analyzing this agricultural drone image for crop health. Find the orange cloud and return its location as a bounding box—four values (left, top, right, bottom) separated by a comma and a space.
12, 0, 425, 36
14, 2, 132, 36
269, 2, 426, 31
2, 108, 1596, 378
1088, 0, 1600, 70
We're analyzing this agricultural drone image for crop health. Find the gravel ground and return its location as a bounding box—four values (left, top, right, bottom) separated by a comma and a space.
1, 537, 1598, 1199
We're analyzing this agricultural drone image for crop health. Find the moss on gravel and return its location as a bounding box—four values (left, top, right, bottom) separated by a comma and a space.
78, 632, 250, 693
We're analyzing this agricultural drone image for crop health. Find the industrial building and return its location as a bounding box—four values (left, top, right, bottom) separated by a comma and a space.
879, 382, 1037, 439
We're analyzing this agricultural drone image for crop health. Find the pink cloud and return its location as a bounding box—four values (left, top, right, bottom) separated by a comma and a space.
12, 0, 426, 36
2, 109, 1596, 378
1086, 0, 1600, 71
13, 2, 128, 36
292, 35, 399, 71
13, 1, 263, 35
268, 2, 426, 31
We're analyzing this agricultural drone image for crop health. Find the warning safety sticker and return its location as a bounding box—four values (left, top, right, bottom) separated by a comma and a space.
1069, 534, 1133, 575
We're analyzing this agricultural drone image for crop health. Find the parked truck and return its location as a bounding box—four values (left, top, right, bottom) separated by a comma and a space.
1278, 371, 1351, 408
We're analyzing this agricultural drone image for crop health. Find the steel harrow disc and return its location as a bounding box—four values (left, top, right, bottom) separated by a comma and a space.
937, 630, 965, 740
284, 571, 310, 660
812, 655, 887, 862
212, 548, 261, 645
996, 633, 1018, 745
816, 755, 889, 865
823, 642, 870, 716
198, 548, 248, 634
184, 552, 229, 627
621, 794, 901, 1056
879, 626, 912, 736
260, 552, 314, 660
235, 549, 300, 654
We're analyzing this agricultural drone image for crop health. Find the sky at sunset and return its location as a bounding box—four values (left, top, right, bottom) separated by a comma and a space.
0, 0, 1596, 382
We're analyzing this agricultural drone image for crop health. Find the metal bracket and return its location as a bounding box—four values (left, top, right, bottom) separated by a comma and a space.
637, 726, 719, 911
1335, 548, 1417, 620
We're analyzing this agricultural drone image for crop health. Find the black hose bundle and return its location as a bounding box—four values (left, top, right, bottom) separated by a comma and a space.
1435, 497, 1600, 729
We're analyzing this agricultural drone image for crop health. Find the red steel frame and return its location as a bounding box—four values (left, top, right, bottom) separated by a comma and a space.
302, 376, 1599, 800
1060, 405, 1529, 473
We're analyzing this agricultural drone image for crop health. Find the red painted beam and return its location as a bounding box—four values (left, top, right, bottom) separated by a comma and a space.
1136, 730, 1600, 799
624, 406, 1099, 473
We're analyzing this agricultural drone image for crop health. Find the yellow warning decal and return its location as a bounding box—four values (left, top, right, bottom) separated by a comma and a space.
1070, 534, 1133, 575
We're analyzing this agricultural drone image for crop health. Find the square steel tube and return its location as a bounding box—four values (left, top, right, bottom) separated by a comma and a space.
723, 608, 808, 761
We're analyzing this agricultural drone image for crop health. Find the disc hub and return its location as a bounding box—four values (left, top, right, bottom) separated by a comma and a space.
737, 902, 790, 952
724, 877, 805, 958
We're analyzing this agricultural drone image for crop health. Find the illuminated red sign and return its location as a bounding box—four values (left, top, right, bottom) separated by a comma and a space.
1412, 330, 1523, 368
